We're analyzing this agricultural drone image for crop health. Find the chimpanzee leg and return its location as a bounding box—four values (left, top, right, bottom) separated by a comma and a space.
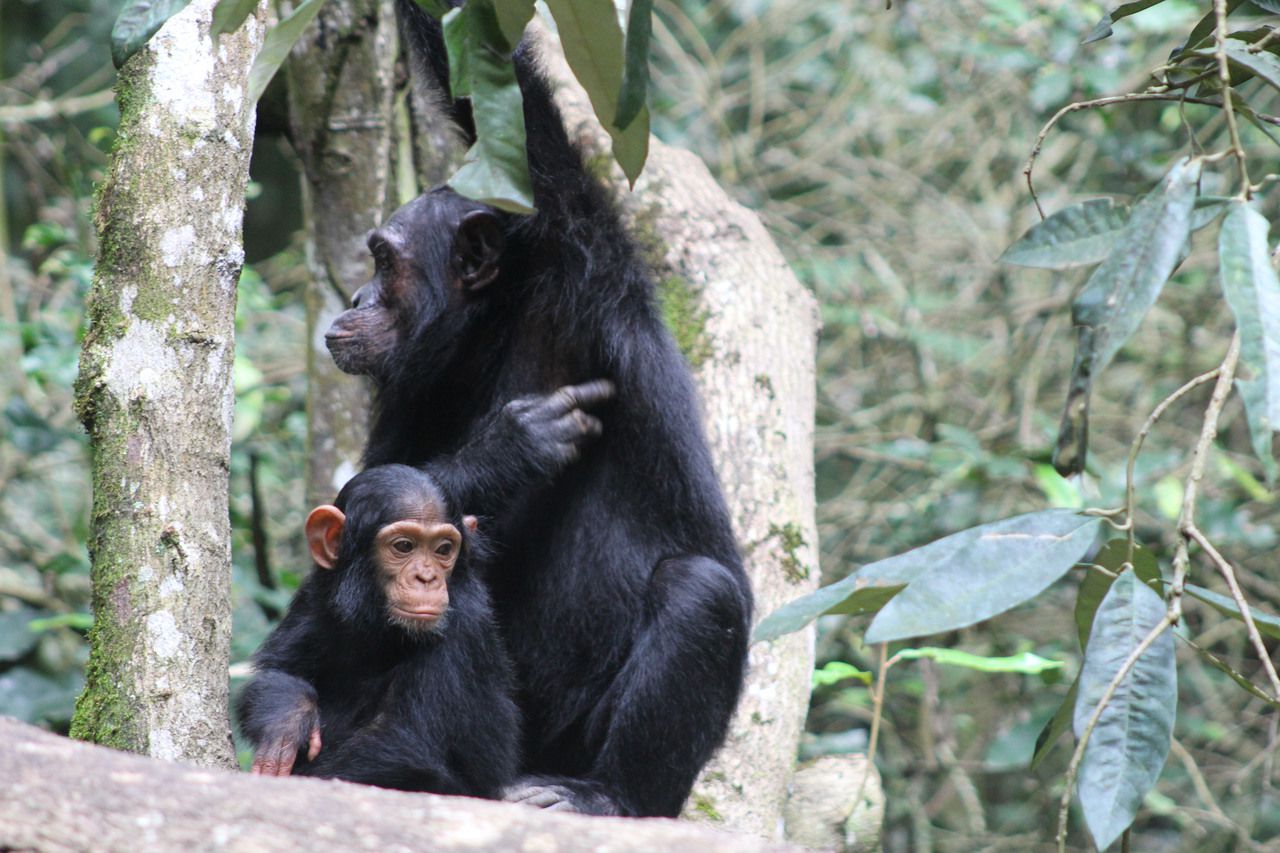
508, 556, 751, 817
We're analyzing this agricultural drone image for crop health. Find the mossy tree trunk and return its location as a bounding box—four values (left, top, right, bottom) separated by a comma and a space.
285, 0, 398, 507
71, 0, 266, 767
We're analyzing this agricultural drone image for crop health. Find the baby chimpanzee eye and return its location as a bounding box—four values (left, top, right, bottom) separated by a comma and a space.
393, 538, 414, 555
435, 541, 454, 558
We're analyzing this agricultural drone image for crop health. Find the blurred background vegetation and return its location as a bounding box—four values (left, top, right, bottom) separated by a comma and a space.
3, 0, 1279, 848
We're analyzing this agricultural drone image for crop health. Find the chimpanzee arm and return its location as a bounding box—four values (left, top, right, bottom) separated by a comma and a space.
298, 723, 468, 795
236, 584, 327, 776
425, 379, 614, 516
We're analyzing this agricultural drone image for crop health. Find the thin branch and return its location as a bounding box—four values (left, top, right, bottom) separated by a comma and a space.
1212, 0, 1251, 195
0, 89, 115, 126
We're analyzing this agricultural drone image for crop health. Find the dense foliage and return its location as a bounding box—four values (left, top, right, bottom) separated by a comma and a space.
3, 0, 1280, 849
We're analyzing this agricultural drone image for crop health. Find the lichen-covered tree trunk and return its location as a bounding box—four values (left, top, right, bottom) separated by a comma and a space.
71, 0, 266, 767
285, 0, 399, 507
537, 37, 821, 838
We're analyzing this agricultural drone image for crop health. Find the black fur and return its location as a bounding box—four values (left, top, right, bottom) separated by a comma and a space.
236, 465, 519, 797
334, 2, 754, 817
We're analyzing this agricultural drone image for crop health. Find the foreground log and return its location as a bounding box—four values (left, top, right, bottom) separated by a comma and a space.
0, 719, 796, 852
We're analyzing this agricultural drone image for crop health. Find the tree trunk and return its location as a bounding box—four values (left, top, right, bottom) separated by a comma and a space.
70, 0, 266, 768
534, 32, 822, 839
0, 719, 798, 853
285, 0, 399, 507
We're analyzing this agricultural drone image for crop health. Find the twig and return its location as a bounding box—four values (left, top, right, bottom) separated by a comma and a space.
0, 89, 115, 126
1023, 94, 1280, 218
1212, 0, 1251, 195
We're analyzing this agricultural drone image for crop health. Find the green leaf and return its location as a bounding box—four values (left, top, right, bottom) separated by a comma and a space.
444, 0, 535, 213
1218, 38, 1280, 91
111, 0, 195, 68
615, 0, 654, 130
27, 613, 95, 633
1032, 676, 1079, 770
1075, 540, 1161, 652
1053, 158, 1202, 476
1073, 571, 1176, 851
1183, 583, 1280, 640
1182, 0, 1250, 53
1034, 463, 1084, 508
864, 509, 1102, 644
492, 0, 535, 50
1220, 202, 1280, 485
0, 609, 42, 663
1084, 0, 1168, 44
211, 0, 258, 43
545, 0, 649, 184
1001, 199, 1131, 270
895, 647, 1064, 674
813, 660, 872, 688
246, 0, 327, 106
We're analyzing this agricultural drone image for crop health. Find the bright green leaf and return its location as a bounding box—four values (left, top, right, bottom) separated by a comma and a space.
1034, 463, 1084, 508
813, 660, 872, 688
27, 613, 94, 632
1053, 158, 1201, 476
895, 647, 1064, 674
615, 0, 654, 129
111, 0, 195, 68
1074, 571, 1176, 851
864, 509, 1102, 644
1001, 199, 1131, 270
1084, 0, 1169, 44
246, 0, 327, 106
211, 0, 258, 43
1220, 202, 1280, 484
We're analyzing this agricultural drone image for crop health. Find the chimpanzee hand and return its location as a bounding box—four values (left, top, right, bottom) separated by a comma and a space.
248, 689, 322, 777
497, 380, 616, 473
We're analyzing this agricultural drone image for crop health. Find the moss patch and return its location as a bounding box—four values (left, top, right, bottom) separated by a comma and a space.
658, 275, 712, 369
768, 521, 809, 582
690, 794, 723, 822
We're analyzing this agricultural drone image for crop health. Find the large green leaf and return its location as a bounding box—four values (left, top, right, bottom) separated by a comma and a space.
246, 0, 327, 105
211, 0, 258, 43
1217, 38, 1280, 91
545, 0, 649, 184
1001, 199, 1131, 270
1084, 0, 1169, 44
111, 0, 195, 68
444, 0, 535, 213
615, 0, 654, 130
1073, 571, 1176, 851
1075, 540, 1161, 652
1053, 158, 1201, 476
753, 510, 1012, 642
863, 509, 1102, 644
493, 0, 536, 49
1220, 202, 1280, 484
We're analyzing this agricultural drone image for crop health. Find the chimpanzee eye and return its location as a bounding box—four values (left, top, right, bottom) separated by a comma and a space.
392, 538, 414, 555
435, 541, 454, 558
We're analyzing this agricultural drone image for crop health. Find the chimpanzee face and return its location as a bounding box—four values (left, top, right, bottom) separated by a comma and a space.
372, 502, 461, 634
324, 190, 506, 382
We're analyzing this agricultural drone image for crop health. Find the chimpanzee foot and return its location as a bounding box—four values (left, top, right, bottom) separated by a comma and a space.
501, 776, 623, 816
503, 782, 580, 812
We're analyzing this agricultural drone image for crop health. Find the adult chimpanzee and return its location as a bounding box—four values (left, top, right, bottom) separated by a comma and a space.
321, 0, 754, 817
236, 464, 519, 797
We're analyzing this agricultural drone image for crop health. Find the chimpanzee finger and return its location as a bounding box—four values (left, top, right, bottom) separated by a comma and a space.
307, 726, 323, 761
251, 742, 296, 777
549, 380, 615, 415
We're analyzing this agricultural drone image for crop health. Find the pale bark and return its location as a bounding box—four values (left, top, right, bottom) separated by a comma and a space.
0, 719, 798, 853
285, 0, 399, 506
71, 0, 266, 768
536, 32, 822, 839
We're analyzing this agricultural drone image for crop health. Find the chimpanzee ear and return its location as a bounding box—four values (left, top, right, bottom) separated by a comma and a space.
305, 505, 346, 570
452, 210, 504, 291
462, 515, 479, 534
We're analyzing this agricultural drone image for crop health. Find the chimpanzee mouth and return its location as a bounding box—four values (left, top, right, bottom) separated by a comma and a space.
391, 606, 444, 622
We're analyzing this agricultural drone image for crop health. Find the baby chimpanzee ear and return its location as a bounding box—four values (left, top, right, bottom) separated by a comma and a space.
305, 505, 346, 570
463, 515, 479, 534
452, 210, 504, 292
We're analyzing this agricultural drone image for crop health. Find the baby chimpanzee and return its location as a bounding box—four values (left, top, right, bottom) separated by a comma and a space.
236, 464, 518, 797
